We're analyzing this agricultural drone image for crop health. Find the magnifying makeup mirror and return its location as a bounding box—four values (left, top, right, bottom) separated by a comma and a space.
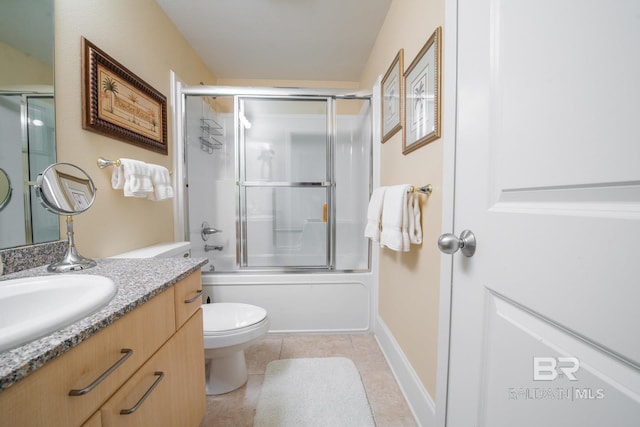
35, 163, 97, 272
0, 168, 12, 212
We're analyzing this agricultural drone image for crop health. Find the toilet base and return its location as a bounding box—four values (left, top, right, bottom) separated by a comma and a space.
205, 350, 248, 395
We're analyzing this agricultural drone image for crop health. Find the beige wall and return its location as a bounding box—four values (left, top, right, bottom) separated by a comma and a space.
0, 42, 53, 87
54, 0, 217, 257
359, 0, 445, 397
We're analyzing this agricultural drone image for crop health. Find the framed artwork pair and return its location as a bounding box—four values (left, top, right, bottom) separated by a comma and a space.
381, 27, 442, 154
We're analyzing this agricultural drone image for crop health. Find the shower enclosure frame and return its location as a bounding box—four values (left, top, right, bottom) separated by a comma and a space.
238, 94, 336, 270
179, 86, 373, 273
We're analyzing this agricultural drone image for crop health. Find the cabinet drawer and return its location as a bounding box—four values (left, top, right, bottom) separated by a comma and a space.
174, 270, 202, 328
82, 411, 102, 427
0, 288, 175, 427
100, 310, 205, 427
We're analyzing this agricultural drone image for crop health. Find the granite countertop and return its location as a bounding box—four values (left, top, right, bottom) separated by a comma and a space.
0, 257, 208, 393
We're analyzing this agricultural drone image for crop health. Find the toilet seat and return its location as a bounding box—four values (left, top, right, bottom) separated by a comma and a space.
202, 303, 268, 335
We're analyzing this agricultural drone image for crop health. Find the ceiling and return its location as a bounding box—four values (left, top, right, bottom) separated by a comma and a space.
155, 0, 392, 82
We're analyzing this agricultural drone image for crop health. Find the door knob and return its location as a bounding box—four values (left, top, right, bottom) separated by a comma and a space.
438, 230, 476, 257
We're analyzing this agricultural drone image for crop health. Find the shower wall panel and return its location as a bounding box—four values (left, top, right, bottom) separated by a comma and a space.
185, 97, 236, 266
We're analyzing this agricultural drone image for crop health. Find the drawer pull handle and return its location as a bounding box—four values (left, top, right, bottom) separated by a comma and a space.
69, 348, 133, 396
184, 289, 203, 304
120, 371, 165, 415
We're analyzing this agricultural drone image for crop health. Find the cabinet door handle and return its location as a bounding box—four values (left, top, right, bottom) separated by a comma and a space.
184, 289, 203, 304
69, 348, 133, 396
119, 371, 165, 415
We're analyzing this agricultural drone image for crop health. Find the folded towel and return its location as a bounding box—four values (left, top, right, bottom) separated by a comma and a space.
147, 164, 174, 201
364, 186, 387, 242
111, 164, 125, 190
380, 184, 411, 251
111, 158, 153, 198
407, 192, 422, 245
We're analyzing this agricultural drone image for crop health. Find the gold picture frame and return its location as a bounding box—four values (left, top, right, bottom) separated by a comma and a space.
403, 27, 442, 155
381, 49, 404, 143
82, 38, 168, 154
55, 170, 94, 212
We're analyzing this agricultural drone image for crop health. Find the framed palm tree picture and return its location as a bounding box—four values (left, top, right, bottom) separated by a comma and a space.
81, 38, 167, 154
381, 49, 404, 143
403, 27, 441, 155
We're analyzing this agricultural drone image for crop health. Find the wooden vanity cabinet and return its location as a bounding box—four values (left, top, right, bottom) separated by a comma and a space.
0, 270, 205, 427
99, 310, 205, 427
173, 270, 204, 328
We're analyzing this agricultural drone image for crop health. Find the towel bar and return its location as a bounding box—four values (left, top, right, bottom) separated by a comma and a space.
97, 157, 121, 168
409, 184, 432, 195
97, 157, 172, 175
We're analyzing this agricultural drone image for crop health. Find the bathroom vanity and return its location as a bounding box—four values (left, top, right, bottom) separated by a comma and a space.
0, 257, 207, 427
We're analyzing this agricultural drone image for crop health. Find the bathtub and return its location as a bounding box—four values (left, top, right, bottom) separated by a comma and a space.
200, 269, 374, 334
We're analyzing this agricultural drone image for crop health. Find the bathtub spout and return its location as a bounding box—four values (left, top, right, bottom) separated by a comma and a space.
205, 245, 223, 252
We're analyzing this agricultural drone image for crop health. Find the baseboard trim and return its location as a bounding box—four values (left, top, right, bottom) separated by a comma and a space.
374, 315, 436, 427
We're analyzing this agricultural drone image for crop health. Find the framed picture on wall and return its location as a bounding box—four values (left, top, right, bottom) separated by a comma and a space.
81, 38, 168, 155
403, 27, 442, 155
381, 49, 404, 143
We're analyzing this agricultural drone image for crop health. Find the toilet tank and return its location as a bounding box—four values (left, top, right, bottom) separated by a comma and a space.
110, 242, 191, 259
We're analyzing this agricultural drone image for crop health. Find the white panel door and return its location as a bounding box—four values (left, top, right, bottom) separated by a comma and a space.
446, 1, 640, 425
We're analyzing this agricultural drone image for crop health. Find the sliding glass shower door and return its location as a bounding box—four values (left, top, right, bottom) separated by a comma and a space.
184, 87, 371, 273
239, 97, 333, 268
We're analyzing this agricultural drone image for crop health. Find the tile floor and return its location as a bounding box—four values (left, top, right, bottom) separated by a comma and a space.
199, 333, 417, 427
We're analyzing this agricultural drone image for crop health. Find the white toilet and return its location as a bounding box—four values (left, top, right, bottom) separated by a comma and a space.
111, 242, 270, 395
202, 302, 270, 394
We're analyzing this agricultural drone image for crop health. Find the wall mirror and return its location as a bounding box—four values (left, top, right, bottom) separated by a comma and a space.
0, 0, 58, 250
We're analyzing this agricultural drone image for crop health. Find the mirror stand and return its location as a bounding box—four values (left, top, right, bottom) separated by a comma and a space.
35, 162, 98, 272
48, 216, 97, 273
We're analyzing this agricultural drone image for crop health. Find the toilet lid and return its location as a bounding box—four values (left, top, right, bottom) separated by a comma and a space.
202, 303, 267, 332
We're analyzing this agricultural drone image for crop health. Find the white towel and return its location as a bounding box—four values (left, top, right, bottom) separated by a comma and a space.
379, 186, 423, 250
147, 164, 174, 201
407, 192, 422, 245
380, 184, 411, 251
111, 158, 153, 198
364, 186, 387, 242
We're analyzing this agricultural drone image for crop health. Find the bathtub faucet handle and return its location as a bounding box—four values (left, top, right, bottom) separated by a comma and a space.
201, 221, 222, 241
203, 227, 221, 235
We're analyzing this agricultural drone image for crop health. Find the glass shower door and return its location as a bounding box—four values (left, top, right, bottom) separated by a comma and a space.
238, 97, 333, 268
26, 96, 58, 243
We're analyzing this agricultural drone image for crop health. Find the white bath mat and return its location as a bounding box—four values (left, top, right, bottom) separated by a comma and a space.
254, 357, 375, 427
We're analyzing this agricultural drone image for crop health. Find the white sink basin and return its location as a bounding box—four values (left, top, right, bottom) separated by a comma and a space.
0, 274, 117, 353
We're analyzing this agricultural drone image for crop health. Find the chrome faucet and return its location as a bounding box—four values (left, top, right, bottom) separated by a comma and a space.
201, 221, 222, 241
205, 245, 223, 252
202, 227, 221, 235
